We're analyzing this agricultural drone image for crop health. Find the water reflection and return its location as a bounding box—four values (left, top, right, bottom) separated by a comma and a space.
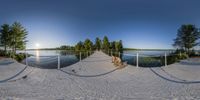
23, 50, 82, 69
36, 50, 40, 62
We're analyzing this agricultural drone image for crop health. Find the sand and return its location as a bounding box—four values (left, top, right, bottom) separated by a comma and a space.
0, 51, 200, 100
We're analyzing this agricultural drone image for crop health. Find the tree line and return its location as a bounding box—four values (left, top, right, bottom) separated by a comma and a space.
75, 36, 123, 53
173, 24, 200, 55
0, 22, 28, 54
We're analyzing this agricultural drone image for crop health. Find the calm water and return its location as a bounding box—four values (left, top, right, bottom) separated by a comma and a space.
20, 50, 82, 69
121, 50, 174, 67
19, 50, 174, 68
123, 50, 173, 56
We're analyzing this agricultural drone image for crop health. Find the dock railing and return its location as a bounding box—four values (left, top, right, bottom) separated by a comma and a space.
103, 49, 187, 67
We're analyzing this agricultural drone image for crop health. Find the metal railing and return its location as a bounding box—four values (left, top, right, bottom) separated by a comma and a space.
103, 50, 186, 67
23, 50, 95, 69
23, 50, 187, 68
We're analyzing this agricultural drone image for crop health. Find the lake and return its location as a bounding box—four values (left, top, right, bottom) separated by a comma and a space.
19, 50, 91, 69
122, 50, 174, 67
19, 50, 174, 68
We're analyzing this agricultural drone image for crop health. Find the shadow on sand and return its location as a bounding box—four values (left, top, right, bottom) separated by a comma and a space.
81, 59, 112, 62
179, 61, 200, 66
60, 68, 119, 78
0, 61, 15, 65
0, 66, 27, 83
150, 67, 200, 84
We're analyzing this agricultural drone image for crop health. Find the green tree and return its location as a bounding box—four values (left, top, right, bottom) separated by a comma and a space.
110, 41, 116, 50
173, 24, 200, 54
84, 38, 93, 51
75, 41, 84, 51
10, 22, 28, 53
114, 40, 123, 53
95, 37, 101, 51
60, 45, 74, 50
102, 36, 110, 51
0, 24, 10, 52
118, 40, 123, 52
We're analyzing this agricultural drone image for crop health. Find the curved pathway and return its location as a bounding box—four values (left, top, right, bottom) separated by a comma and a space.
0, 51, 200, 100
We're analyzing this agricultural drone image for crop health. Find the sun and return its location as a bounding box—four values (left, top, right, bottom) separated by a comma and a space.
35, 43, 40, 48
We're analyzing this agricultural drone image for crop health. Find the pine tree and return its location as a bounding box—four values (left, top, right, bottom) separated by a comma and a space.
0, 24, 10, 52
95, 37, 101, 51
10, 22, 28, 53
173, 24, 200, 54
102, 36, 109, 51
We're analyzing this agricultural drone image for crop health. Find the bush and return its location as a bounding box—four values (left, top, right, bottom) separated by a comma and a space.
163, 53, 188, 65
177, 53, 188, 59
139, 56, 162, 67
0, 50, 27, 62
189, 49, 200, 57
0, 50, 6, 56
14, 53, 26, 62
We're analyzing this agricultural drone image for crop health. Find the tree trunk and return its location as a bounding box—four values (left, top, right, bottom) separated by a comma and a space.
14, 45, 16, 54
187, 48, 190, 55
4, 45, 7, 52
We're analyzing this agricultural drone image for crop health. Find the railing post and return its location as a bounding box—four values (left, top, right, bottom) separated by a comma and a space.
58, 55, 60, 69
25, 50, 28, 66
136, 53, 139, 67
80, 52, 82, 62
165, 52, 167, 66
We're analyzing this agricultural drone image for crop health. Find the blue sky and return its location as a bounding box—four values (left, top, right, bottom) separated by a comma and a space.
1, 0, 200, 49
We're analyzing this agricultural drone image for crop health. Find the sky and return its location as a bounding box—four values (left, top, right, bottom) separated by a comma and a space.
0, 0, 200, 49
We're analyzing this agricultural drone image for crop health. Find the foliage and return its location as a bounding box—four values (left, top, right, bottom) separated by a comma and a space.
189, 49, 200, 57
139, 56, 162, 67
0, 24, 10, 51
123, 48, 137, 50
14, 53, 26, 62
110, 41, 116, 50
75, 41, 85, 51
0, 50, 7, 56
173, 24, 200, 54
115, 40, 123, 53
74, 36, 123, 56
0, 22, 28, 62
59, 45, 74, 50
0, 22, 28, 53
102, 36, 110, 51
84, 38, 93, 51
95, 37, 101, 51
10, 22, 28, 52
161, 52, 188, 65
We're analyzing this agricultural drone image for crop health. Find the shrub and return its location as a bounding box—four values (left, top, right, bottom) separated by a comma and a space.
177, 53, 188, 59
165, 53, 188, 65
14, 53, 26, 62
0, 50, 6, 56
